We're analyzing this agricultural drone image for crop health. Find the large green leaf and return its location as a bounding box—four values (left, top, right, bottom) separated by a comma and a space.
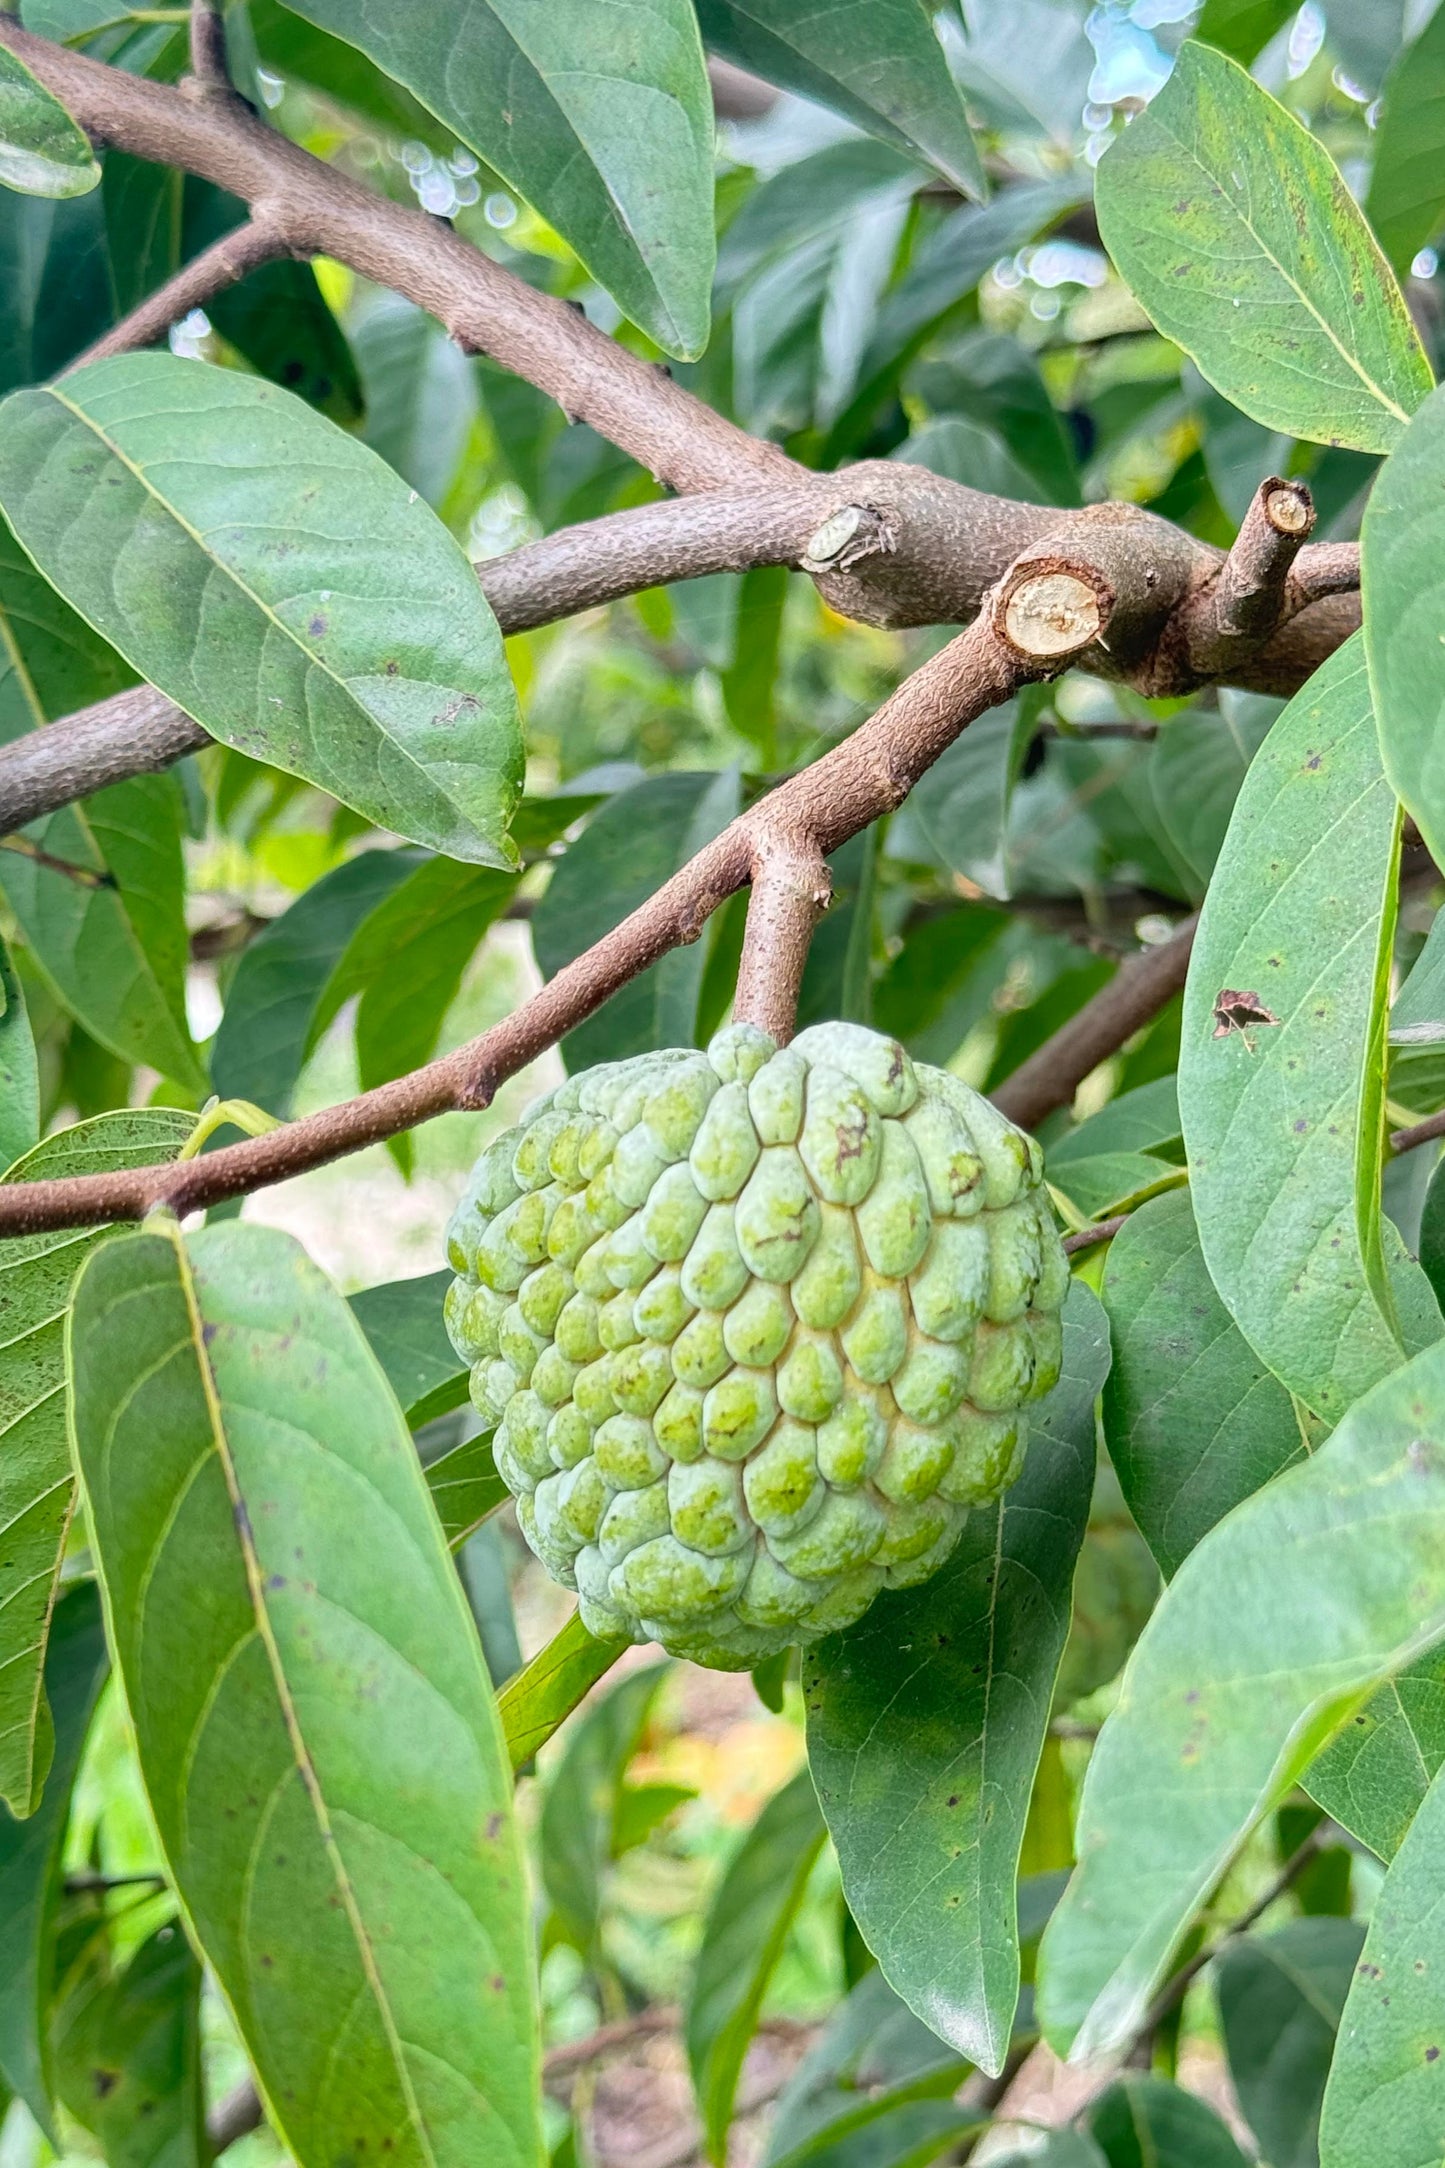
906, 698, 1035, 901
1178, 636, 1440, 1423
0, 504, 134, 739
0, 1108, 193, 1819
1194, 0, 1296, 62
1086, 2075, 1248, 2168
210, 848, 421, 1115
686, 1768, 826, 2164
352, 293, 477, 508
0, 184, 111, 392
538, 1663, 667, 1957
68, 1219, 543, 2166
0, 778, 203, 1090
277, 0, 714, 358
696, 0, 983, 197
761, 1967, 973, 2168
1362, 381, 1445, 880
532, 770, 741, 1070
0, 938, 37, 1170
0, 42, 98, 198
1038, 1331, 1445, 2059
1149, 696, 1275, 894
495, 1610, 629, 1772
0, 1581, 107, 2135
1320, 1757, 1445, 2167
1217, 1916, 1363, 2168
426, 1433, 507, 1553
1095, 41, 1431, 452
349, 1268, 468, 1429
243, 0, 450, 143
1306, 1649, 1445, 1860
1366, 3, 1445, 274
806, 1282, 1112, 2075
1100, 1188, 1306, 1579
0, 353, 523, 862
53, 1922, 207, 2168
322, 853, 518, 1174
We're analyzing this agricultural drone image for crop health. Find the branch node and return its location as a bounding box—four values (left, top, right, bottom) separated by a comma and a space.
997, 568, 1106, 663
801, 502, 895, 575
1182, 473, 1317, 670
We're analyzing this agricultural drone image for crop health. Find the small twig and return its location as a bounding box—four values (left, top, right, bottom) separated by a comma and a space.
1061, 1214, 1129, 1256
1208, 477, 1314, 646
1391, 1106, 1445, 1155
66, 218, 283, 370
64, 1870, 167, 1892
0, 835, 116, 887
732, 841, 832, 1045
993, 916, 1198, 1131
186, 0, 231, 94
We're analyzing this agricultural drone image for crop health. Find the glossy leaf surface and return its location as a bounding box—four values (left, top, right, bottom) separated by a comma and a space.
68, 1219, 543, 2166
1096, 42, 1430, 451
0, 355, 523, 862
1100, 1188, 1305, 1578
807, 1282, 1111, 2073
1040, 1331, 1445, 2058
280, 0, 715, 357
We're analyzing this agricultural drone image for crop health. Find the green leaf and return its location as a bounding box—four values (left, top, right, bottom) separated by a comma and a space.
1149, 696, 1276, 894
1360, 381, 1445, 882
943, 0, 1094, 147
352, 294, 477, 508
0, 937, 38, 1170
426, 1432, 507, 1552
1178, 636, 1440, 1424
795, 826, 877, 1035
0, 1108, 193, 1819
695, 0, 984, 197
762, 1967, 970, 2168
1319, 1756, 1445, 2166
244, 0, 450, 143
906, 696, 1035, 902
687, 1768, 826, 2164
1390, 906, 1445, 1046
1037, 1330, 1445, 2059
0, 503, 134, 739
0, 43, 98, 200
278, 0, 715, 359
0, 353, 524, 863
460, 1520, 523, 1690
321, 853, 518, 1172
349, 1268, 468, 1428
210, 849, 422, 1116
806, 1282, 1112, 2075
53, 1922, 207, 2168
539, 1663, 667, 1957
1216, 1916, 1363, 2168
1366, 5, 1445, 274
1095, 42, 1432, 452
1194, 0, 1296, 62
0, 778, 203, 1090
67, 1218, 543, 2166
1305, 1647, 1445, 1861
532, 770, 741, 1070
1099, 1188, 1306, 1580
1087, 2075, 1248, 2168
0, 1581, 107, 2135
0, 185, 112, 393
496, 1610, 629, 1773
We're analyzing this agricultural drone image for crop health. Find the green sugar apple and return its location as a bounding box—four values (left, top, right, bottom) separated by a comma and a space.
444, 1021, 1069, 1669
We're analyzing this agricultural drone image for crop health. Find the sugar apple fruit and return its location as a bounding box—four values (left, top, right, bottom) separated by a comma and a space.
444, 1021, 1069, 1669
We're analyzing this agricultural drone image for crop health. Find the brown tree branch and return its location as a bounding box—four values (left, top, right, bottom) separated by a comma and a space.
0, 543, 1109, 1236
732, 839, 832, 1044
992, 915, 1199, 1131
66, 217, 285, 368
186, 0, 232, 95
1391, 1106, 1445, 1154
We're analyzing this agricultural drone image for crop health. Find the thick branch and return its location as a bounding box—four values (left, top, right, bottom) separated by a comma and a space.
0, 17, 782, 498
992, 915, 1198, 1130
0, 685, 209, 835
68, 217, 285, 368
0, 548, 1105, 1235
